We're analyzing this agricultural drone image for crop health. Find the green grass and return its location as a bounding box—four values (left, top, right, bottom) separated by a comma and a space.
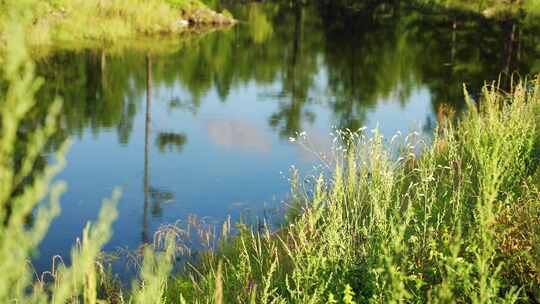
0, 4, 178, 303
2, 0, 540, 303
163, 79, 540, 303
0, 0, 234, 47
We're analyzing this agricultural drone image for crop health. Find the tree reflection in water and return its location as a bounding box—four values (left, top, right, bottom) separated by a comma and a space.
33, 1, 540, 146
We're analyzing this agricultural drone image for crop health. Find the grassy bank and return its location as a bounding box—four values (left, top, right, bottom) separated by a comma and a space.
162, 80, 540, 303
0, 0, 235, 47
2, 1, 540, 304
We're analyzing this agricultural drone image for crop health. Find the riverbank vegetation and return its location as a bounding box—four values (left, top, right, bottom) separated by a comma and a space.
2, 1, 540, 304
0, 0, 234, 47
162, 77, 540, 302
7, 53, 540, 301
0, 6, 182, 303
6, 18, 540, 304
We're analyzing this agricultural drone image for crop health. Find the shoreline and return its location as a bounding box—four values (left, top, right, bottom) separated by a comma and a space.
0, 1, 236, 51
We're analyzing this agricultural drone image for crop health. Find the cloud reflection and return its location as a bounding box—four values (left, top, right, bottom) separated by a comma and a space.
206, 119, 271, 153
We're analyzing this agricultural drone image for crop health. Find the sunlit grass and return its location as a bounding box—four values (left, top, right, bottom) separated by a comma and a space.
0, 0, 234, 47
0, 3, 177, 303
165, 78, 540, 303
2, 0, 540, 303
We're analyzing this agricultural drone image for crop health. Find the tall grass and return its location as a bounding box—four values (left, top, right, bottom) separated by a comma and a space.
3, 1, 540, 303
0, 3, 177, 303
166, 78, 540, 303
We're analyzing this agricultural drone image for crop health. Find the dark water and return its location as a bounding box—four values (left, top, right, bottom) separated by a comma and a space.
30, 2, 540, 272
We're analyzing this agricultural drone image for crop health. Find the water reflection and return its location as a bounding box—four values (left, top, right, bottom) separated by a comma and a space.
143, 54, 153, 244
29, 1, 540, 271
207, 119, 271, 153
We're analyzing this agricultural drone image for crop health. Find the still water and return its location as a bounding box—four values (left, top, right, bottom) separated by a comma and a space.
32, 2, 540, 272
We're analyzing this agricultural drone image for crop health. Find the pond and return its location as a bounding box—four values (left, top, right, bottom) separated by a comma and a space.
32, 1, 540, 274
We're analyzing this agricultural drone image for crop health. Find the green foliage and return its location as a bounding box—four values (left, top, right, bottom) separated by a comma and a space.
132, 235, 177, 303
0, 0, 230, 46
166, 77, 540, 303
3, 1, 540, 303
0, 5, 65, 302
0, 2, 178, 303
